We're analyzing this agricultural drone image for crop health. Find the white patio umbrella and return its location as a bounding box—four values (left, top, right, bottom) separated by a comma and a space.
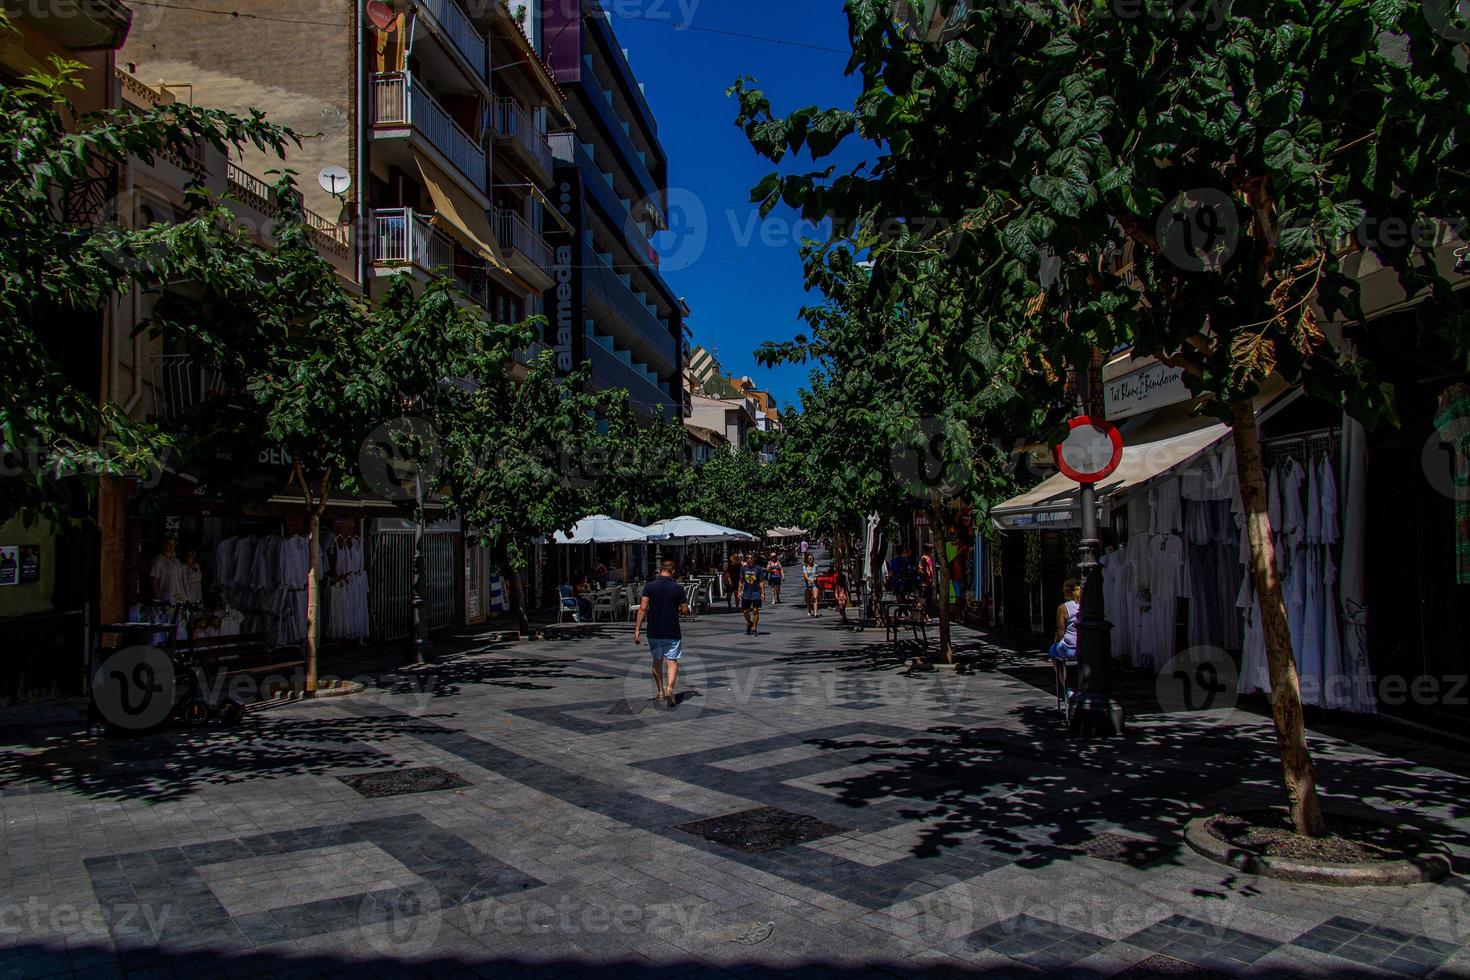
765, 526, 808, 539
552, 515, 655, 589
645, 516, 755, 543
551, 515, 653, 544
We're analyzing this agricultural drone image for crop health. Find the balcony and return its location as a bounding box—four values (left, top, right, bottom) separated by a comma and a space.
371, 208, 487, 308
418, 0, 487, 84
584, 252, 676, 373
577, 54, 661, 206
489, 99, 554, 184
548, 133, 666, 287
493, 209, 553, 288
226, 163, 350, 258
371, 73, 486, 194
586, 338, 674, 418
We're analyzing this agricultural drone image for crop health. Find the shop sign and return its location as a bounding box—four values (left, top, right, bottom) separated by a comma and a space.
1105, 362, 1191, 420
1010, 510, 1078, 528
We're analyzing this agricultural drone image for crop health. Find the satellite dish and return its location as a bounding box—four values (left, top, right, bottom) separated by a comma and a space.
318, 166, 352, 198
366, 0, 396, 31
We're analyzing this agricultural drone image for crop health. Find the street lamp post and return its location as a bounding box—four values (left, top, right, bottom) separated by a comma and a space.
1067, 364, 1125, 737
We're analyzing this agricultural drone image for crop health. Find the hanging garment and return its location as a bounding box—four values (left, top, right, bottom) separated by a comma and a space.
1306, 456, 1322, 545
1319, 454, 1339, 546
215, 538, 237, 589
1320, 547, 1348, 710
1279, 459, 1307, 548
1298, 546, 1325, 707
1124, 532, 1154, 668
1150, 479, 1184, 535
1267, 463, 1283, 531
1184, 499, 1213, 546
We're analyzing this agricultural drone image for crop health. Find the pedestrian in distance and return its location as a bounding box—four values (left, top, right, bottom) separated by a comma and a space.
740, 553, 767, 635
835, 570, 850, 623
802, 554, 819, 618
799, 537, 809, 559
766, 551, 784, 603
634, 559, 690, 707
723, 553, 741, 609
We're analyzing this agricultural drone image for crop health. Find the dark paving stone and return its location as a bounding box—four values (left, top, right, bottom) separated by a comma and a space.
673, 806, 850, 853
965, 914, 1112, 968
1124, 914, 1279, 971
1288, 916, 1457, 977
337, 765, 470, 798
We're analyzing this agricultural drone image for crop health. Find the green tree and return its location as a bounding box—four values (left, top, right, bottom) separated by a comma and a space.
687, 445, 770, 537
0, 40, 297, 526
597, 398, 695, 524
438, 354, 606, 636
732, 0, 1470, 834
158, 195, 527, 688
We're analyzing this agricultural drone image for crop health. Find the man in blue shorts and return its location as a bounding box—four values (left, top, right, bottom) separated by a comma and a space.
634, 559, 689, 706
739, 552, 767, 636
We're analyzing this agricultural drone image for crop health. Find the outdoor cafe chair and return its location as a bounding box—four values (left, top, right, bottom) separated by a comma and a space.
557, 585, 581, 623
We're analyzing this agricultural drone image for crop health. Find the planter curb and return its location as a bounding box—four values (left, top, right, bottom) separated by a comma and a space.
1183, 814, 1451, 887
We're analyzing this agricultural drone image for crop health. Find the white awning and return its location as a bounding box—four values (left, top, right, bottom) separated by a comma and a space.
991, 423, 1229, 530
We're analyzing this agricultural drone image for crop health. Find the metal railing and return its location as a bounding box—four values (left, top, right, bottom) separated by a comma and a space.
419, 0, 486, 83
372, 207, 456, 272
371, 73, 486, 193
371, 208, 487, 306
490, 98, 553, 177
226, 162, 350, 254
494, 208, 553, 277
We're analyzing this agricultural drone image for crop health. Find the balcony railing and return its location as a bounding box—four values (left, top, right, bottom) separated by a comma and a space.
548, 133, 661, 277
371, 207, 486, 306
226, 162, 350, 256
489, 98, 553, 178
419, 0, 486, 83
493, 209, 553, 278
586, 341, 674, 416
371, 73, 486, 193
585, 249, 677, 372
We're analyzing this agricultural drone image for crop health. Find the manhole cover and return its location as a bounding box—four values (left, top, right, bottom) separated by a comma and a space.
338, 766, 470, 798
674, 806, 849, 853
706, 921, 774, 945
1111, 954, 1230, 978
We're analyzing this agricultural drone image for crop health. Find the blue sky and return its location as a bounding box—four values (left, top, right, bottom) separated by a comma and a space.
599, 2, 867, 411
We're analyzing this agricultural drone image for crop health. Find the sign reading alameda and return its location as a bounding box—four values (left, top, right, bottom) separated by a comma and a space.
1104, 361, 1191, 420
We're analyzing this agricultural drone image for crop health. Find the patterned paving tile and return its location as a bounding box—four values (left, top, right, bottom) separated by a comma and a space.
1289, 916, 1459, 977
83, 813, 542, 949
964, 914, 1112, 970
1059, 831, 1180, 868
1123, 914, 1280, 972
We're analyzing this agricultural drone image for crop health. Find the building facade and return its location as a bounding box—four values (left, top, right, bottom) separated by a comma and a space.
540, 1, 684, 420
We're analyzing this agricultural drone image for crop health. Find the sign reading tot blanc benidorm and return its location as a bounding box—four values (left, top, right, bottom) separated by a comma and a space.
1104, 361, 1192, 420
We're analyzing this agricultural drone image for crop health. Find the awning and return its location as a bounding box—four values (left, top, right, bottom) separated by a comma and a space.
531, 183, 575, 233
415, 155, 510, 274
991, 423, 1229, 530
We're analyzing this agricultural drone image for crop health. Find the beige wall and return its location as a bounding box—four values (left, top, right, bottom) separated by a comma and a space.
120, 0, 354, 219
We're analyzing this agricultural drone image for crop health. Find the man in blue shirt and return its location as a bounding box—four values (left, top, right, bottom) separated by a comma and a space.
740, 552, 767, 636
634, 559, 689, 706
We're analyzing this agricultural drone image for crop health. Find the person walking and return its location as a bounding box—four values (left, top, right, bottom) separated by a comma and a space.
723, 552, 742, 609
799, 537, 809, 560
634, 559, 690, 706
740, 552, 767, 635
802, 554, 819, 618
766, 552, 784, 604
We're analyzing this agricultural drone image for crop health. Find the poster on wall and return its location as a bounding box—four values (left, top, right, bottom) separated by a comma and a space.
18, 545, 40, 584
0, 546, 17, 586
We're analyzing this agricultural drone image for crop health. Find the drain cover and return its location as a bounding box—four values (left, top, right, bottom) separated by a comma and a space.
338, 766, 470, 798
674, 806, 849, 853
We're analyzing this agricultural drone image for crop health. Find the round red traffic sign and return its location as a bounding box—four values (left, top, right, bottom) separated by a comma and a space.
1053, 416, 1123, 483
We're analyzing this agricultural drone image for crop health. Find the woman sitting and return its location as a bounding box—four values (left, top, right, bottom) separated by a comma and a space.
1048, 579, 1081, 705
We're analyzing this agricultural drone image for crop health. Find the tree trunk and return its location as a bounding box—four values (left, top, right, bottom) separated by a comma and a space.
497, 542, 530, 636
931, 494, 955, 664
1230, 399, 1326, 837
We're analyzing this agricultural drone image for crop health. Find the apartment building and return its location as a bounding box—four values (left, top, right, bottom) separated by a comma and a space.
540, 0, 685, 420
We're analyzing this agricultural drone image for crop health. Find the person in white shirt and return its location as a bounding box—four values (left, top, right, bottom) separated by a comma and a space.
148, 538, 185, 605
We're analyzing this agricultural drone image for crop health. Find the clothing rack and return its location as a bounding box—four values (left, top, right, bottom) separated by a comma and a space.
1261, 427, 1340, 470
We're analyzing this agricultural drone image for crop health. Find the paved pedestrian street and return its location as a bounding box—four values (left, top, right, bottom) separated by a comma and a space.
3, 600, 1468, 978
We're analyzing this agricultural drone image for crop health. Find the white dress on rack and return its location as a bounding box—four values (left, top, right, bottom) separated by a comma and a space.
278, 535, 311, 647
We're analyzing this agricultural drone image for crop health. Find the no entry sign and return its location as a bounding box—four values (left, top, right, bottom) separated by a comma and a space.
1053, 416, 1124, 483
